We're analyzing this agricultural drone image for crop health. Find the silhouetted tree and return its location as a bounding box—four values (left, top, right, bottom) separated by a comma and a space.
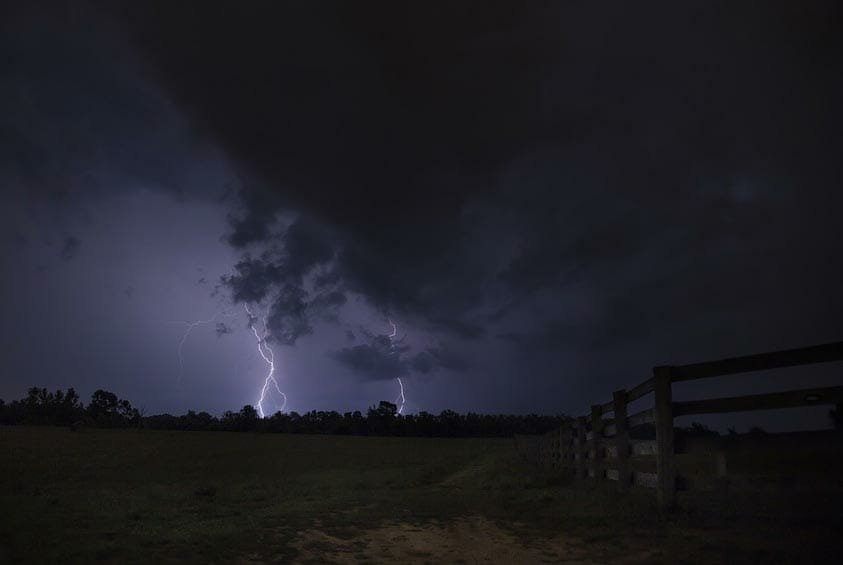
0, 387, 86, 426
367, 401, 397, 434
240, 405, 260, 431
87, 389, 139, 428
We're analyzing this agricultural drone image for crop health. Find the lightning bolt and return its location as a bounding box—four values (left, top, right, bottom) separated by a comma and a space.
395, 377, 406, 415
168, 311, 229, 383
245, 303, 287, 417
388, 319, 406, 414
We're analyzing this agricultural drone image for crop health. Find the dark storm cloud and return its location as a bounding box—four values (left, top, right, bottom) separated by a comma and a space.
264, 284, 312, 346
332, 327, 408, 381
108, 1, 568, 322
100, 0, 843, 419
0, 1, 230, 218
225, 188, 285, 249
332, 344, 407, 382
222, 215, 344, 343
331, 327, 467, 381
115, 2, 842, 331
222, 215, 336, 296
416, 347, 471, 373
223, 255, 283, 304
428, 318, 487, 340
307, 290, 347, 323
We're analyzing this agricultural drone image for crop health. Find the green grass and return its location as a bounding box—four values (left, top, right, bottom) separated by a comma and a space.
1, 427, 841, 563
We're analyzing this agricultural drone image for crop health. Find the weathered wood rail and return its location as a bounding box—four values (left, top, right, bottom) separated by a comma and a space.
515, 340, 843, 508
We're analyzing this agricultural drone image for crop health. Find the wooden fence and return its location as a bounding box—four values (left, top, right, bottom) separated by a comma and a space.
515, 340, 843, 508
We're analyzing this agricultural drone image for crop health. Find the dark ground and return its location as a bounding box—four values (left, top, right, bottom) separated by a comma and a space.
1, 426, 841, 563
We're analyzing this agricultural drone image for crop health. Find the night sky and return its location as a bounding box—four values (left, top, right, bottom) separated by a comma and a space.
2, 1, 841, 430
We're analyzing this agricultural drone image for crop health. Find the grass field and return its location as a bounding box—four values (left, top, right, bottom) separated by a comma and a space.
1, 426, 841, 563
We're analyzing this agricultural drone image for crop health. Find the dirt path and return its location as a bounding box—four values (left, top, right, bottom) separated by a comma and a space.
289, 516, 657, 564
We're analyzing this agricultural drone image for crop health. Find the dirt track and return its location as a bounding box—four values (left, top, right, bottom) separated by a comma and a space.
290, 516, 657, 564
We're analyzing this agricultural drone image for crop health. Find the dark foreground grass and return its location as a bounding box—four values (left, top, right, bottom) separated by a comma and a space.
1, 426, 841, 563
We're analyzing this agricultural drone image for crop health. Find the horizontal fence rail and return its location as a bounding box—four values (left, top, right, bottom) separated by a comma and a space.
514, 340, 843, 508
670, 341, 843, 382
673, 385, 843, 417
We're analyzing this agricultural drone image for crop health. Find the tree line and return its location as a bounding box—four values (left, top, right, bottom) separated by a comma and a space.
0, 387, 140, 429
0, 388, 569, 437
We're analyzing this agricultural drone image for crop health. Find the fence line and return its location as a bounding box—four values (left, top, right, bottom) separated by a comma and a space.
514, 340, 843, 508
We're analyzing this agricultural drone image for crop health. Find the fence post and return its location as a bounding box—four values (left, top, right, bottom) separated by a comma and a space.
562, 424, 573, 472
613, 389, 630, 492
554, 428, 561, 470
576, 416, 587, 479
714, 449, 729, 496
653, 365, 676, 509
590, 404, 603, 479
539, 432, 547, 468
